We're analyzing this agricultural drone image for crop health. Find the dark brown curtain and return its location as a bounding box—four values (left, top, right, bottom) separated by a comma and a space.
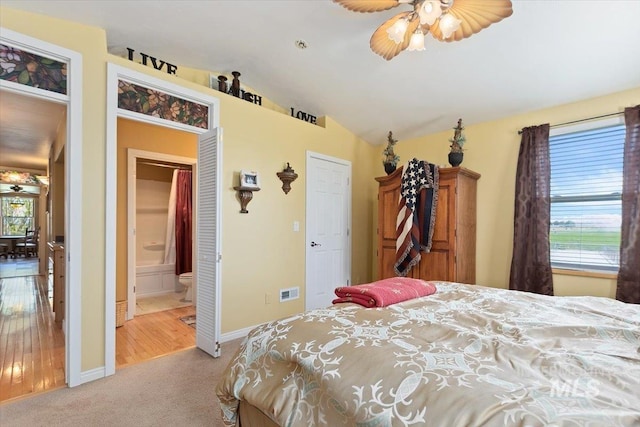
509, 124, 553, 295
616, 105, 640, 304
175, 170, 193, 275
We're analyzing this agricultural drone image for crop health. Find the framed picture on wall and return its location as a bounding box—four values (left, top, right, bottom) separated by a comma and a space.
240, 170, 260, 189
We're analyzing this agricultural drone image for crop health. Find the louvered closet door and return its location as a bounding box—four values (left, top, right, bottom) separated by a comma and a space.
196, 128, 222, 357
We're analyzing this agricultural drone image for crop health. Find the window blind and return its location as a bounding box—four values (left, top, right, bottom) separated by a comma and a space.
549, 124, 625, 272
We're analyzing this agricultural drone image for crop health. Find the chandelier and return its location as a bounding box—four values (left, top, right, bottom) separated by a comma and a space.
333, 0, 513, 60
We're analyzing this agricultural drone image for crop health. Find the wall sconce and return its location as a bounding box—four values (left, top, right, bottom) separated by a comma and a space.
234, 170, 261, 214
233, 186, 259, 213
276, 163, 298, 194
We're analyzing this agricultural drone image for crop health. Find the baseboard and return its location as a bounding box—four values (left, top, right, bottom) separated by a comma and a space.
220, 324, 260, 343
76, 328, 255, 384
78, 366, 106, 385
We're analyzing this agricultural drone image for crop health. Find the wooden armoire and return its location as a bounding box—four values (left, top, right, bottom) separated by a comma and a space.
376, 166, 480, 283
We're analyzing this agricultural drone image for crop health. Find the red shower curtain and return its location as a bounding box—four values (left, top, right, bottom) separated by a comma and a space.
175, 170, 192, 275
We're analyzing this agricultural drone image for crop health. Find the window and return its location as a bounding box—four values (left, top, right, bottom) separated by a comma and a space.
0, 196, 35, 236
549, 119, 625, 272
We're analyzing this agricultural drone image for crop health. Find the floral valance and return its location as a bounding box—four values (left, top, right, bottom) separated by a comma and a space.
117, 80, 209, 129
0, 44, 67, 95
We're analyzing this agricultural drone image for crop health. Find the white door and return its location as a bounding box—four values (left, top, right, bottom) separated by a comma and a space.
305, 152, 351, 311
195, 128, 222, 357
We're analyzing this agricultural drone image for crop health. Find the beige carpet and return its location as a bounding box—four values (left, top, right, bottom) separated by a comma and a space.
0, 338, 243, 426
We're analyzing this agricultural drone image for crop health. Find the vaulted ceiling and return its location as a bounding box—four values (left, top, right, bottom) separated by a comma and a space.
1, 0, 639, 170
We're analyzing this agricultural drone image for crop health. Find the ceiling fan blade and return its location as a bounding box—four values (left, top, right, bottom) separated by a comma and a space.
370, 12, 419, 60
430, 0, 513, 41
333, 0, 401, 13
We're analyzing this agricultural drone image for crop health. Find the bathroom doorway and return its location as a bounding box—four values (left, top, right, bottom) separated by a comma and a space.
125, 145, 197, 319
115, 121, 198, 368
106, 63, 222, 377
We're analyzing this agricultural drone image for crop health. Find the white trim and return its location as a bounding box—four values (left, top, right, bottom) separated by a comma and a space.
105, 63, 221, 377
117, 109, 210, 134
305, 151, 352, 310
0, 27, 83, 388
105, 67, 119, 378
549, 115, 624, 137
127, 149, 197, 320
79, 367, 106, 385
0, 80, 68, 104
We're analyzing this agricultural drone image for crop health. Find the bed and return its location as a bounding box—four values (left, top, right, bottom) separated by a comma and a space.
216, 281, 640, 426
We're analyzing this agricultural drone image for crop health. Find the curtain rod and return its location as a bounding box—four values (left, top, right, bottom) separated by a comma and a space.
517, 111, 623, 135
138, 161, 191, 170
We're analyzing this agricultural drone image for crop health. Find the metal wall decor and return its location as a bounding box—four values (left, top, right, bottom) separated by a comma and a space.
213, 71, 263, 106
276, 163, 299, 194
126, 47, 178, 74
290, 107, 317, 125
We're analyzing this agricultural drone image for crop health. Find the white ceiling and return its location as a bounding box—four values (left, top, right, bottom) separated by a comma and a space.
1, 0, 640, 159
0, 90, 65, 170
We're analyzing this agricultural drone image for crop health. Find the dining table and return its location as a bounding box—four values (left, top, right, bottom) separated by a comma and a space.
0, 235, 23, 258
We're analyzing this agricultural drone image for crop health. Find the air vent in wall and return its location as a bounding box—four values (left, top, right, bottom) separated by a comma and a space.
280, 287, 299, 302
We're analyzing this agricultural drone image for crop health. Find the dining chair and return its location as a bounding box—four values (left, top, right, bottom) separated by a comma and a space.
15, 228, 39, 258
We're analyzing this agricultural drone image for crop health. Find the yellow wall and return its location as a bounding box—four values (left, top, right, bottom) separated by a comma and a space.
392, 87, 640, 296
116, 118, 198, 302
1, 7, 377, 372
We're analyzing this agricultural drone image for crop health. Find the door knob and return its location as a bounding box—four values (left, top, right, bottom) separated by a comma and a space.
310, 241, 322, 247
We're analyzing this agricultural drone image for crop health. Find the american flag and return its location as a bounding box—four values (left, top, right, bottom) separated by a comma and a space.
394, 158, 439, 277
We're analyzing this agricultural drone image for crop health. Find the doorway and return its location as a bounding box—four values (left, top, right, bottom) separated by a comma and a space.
126, 146, 197, 319
113, 139, 199, 368
105, 64, 222, 377
0, 28, 82, 388
305, 151, 352, 311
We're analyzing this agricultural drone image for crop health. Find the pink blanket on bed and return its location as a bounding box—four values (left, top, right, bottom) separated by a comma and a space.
333, 277, 437, 308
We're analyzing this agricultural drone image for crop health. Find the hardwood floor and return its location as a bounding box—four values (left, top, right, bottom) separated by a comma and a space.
0, 257, 195, 402
0, 272, 65, 402
0, 256, 40, 279
115, 305, 196, 368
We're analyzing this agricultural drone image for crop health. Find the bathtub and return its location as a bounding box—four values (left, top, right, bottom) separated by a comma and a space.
135, 262, 181, 297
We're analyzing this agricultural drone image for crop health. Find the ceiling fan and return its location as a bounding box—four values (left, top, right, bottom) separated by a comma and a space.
333, 0, 513, 60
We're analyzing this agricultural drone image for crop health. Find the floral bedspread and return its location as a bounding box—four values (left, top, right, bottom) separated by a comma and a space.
216, 282, 640, 426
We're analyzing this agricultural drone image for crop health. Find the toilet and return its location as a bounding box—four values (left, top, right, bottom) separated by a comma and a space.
178, 272, 193, 302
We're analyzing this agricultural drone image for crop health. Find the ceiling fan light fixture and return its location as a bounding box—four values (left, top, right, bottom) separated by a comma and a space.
334, 0, 512, 60
419, 1, 442, 25
386, 17, 409, 44
407, 29, 426, 51
438, 13, 462, 39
